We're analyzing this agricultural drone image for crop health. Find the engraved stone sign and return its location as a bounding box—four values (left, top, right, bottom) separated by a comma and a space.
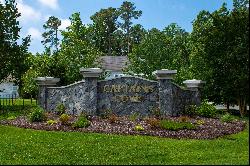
97, 76, 159, 116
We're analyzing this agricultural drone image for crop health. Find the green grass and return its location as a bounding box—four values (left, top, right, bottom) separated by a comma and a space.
0, 98, 37, 106
0, 98, 37, 120
0, 122, 248, 165
0, 105, 35, 121
159, 119, 196, 130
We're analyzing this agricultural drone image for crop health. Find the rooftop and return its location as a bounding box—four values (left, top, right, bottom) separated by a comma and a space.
97, 56, 130, 71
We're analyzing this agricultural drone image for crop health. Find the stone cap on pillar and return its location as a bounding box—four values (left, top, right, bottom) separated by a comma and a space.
80, 68, 103, 78
35, 77, 60, 86
183, 79, 206, 89
153, 69, 177, 80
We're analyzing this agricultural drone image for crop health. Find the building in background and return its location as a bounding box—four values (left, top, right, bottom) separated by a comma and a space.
0, 75, 19, 98
97, 56, 130, 79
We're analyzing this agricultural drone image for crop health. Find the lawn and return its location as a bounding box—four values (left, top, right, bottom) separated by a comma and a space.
0, 98, 37, 120
0, 98, 37, 106
0, 122, 248, 165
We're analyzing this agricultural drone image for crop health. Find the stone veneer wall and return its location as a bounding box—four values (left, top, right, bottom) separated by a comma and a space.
46, 80, 88, 115
39, 76, 201, 117
172, 83, 198, 116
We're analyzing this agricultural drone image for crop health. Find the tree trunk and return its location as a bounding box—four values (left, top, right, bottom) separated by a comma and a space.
55, 28, 58, 52
127, 26, 130, 56
108, 33, 111, 56
238, 97, 246, 117
226, 102, 229, 112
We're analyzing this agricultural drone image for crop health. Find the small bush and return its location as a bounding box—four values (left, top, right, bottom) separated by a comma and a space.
220, 113, 235, 123
59, 114, 70, 125
79, 112, 92, 121
144, 117, 160, 128
178, 116, 190, 122
196, 100, 217, 118
159, 119, 196, 131
44, 112, 50, 119
129, 112, 139, 121
56, 103, 66, 115
7, 116, 16, 120
196, 120, 205, 125
182, 105, 197, 116
134, 125, 144, 131
72, 116, 91, 128
29, 107, 46, 122
47, 119, 57, 125
100, 109, 112, 119
150, 107, 161, 118
108, 114, 119, 124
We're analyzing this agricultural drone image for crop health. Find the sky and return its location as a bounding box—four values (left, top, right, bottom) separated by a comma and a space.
1, 0, 234, 54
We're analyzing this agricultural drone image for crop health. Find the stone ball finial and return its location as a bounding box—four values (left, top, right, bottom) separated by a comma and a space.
35, 77, 60, 86
153, 69, 177, 80
80, 68, 103, 78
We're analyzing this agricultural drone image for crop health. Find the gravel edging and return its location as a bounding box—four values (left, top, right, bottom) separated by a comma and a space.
0, 115, 246, 140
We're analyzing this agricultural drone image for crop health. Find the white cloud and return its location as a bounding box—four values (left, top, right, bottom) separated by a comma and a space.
38, 0, 59, 10
0, 0, 4, 4
17, 0, 41, 23
27, 27, 42, 40
59, 19, 71, 30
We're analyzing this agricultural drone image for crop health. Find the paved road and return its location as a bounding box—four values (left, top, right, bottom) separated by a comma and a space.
215, 104, 249, 110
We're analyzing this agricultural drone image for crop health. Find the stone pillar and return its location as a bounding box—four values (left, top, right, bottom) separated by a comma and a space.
80, 68, 102, 115
35, 77, 60, 111
183, 79, 206, 106
153, 69, 177, 117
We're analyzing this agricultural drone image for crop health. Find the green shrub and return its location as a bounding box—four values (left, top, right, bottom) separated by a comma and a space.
79, 112, 92, 121
150, 107, 161, 118
100, 109, 112, 119
7, 116, 16, 120
29, 107, 46, 122
220, 113, 235, 123
129, 112, 139, 121
182, 105, 197, 116
56, 103, 66, 115
159, 119, 196, 131
47, 119, 57, 125
196, 120, 205, 125
72, 116, 91, 128
196, 100, 217, 118
134, 125, 144, 131
59, 114, 70, 125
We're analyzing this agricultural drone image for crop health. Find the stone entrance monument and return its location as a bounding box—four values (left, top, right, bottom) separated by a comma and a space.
36, 68, 205, 117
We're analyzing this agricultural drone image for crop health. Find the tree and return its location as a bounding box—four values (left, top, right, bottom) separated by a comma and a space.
130, 24, 146, 45
118, 1, 142, 55
41, 16, 61, 54
59, 12, 102, 84
21, 53, 53, 97
190, 0, 249, 116
0, 0, 31, 91
21, 12, 102, 97
127, 26, 191, 84
90, 8, 119, 56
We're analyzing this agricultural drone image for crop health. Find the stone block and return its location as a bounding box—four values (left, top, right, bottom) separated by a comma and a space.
153, 69, 177, 80
183, 79, 206, 90
80, 68, 102, 78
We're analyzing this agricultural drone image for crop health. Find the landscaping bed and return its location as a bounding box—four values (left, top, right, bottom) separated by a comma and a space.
0, 113, 246, 139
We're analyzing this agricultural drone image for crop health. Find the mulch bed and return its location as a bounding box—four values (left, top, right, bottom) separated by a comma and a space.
0, 113, 246, 140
